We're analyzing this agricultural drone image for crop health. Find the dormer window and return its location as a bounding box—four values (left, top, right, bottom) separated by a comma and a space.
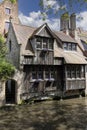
36, 37, 42, 49
36, 36, 53, 50
63, 43, 68, 50
68, 43, 72, 50
5, 8, 11, 15
72, 43, 76, 50
63, 42, 77, 51
49, 39, 53, 49
43, 38, 47, 49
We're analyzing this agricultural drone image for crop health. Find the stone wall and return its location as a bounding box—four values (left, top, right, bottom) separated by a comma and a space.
6, 24, 20, 69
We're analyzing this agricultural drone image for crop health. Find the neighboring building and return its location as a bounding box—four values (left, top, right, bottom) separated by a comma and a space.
0, 0, 19, 35
4, 18, 86, 105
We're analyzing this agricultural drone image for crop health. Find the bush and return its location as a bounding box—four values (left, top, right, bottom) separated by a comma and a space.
0, 59, 15, 81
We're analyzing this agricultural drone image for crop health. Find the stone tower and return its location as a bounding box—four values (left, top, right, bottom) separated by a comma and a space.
0, 0, 19, 35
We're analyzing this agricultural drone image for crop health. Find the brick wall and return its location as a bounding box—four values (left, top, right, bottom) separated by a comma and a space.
0, 0, 19, 35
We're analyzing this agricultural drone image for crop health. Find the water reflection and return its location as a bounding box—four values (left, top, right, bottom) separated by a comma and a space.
0, 98, 87, 130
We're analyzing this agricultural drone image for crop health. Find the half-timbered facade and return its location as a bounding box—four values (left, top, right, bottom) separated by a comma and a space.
5, 21, 87, 104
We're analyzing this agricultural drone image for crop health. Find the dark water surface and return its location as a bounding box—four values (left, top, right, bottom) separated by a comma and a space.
0, 98, 87, 130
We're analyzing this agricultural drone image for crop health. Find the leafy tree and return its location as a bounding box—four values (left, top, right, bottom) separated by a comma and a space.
39, 0, 87, 20
0, 34, 15, 81
10, 0, 17, 3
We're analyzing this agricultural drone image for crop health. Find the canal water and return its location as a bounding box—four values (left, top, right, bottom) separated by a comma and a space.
0, 97, 87, 130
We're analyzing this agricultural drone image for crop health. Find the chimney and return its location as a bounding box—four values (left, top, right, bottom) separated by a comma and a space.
70, 13, 77, 39
70, 13, 76, 30
60, 12, 69, 35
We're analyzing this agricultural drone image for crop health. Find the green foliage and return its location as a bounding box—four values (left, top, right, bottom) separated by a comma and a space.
39, 0, 87, 20
0, 59, 15, 81
0, 34, 15, 81
61, 12, 69, 20
10, 0, 17, 3
0, 34, 7, 58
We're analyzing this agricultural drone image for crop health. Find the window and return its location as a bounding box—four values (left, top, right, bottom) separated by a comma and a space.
38, 68, 43, 79
63, 43, 68, 50
50, 68, 54, 79
76, 66, 81, 78
67, 66, 71, 78
45, 71, 49, 79
49, 39, 53, 49
63, 43, 77, 51
43, 38, 48, 49
9, 40, 11, 52
68, 43, 72, 50
37, 42, 42, 49
32, 72, 37, 79
5, 21, 10, 31
32, 68, 37, 80
72, 44, 76, 50
71, 66, 76, 78
66, 65, 85, 79
36, 37, 42, 49
5, 8, 11, 15
81, 66, 85, 78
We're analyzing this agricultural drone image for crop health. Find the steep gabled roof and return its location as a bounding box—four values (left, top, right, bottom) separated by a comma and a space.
12, 23, 36, 44
54, 31, 77, 43
31, 23, 55, 38
54, 47, 87, 64
12, 23, 36, 56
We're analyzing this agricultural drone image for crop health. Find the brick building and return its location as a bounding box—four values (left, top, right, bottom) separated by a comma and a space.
0, 0, 19, 35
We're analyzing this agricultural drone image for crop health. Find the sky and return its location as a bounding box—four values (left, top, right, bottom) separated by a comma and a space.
1, 0, 87, 30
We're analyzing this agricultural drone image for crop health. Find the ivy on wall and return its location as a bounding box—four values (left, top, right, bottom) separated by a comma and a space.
0, 34, 15, 81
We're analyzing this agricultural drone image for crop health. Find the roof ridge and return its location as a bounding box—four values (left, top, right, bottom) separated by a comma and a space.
13, 23, 37, 29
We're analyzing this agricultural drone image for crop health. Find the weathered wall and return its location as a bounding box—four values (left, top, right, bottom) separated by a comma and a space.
0, 0, 19, 35
6, 24, 20, 69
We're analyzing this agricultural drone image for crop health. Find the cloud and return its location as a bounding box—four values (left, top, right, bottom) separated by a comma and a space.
19, 9, 87, 31
76, 11, 87, 30
42, 0, 66, 13
19, 11, 60, 31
